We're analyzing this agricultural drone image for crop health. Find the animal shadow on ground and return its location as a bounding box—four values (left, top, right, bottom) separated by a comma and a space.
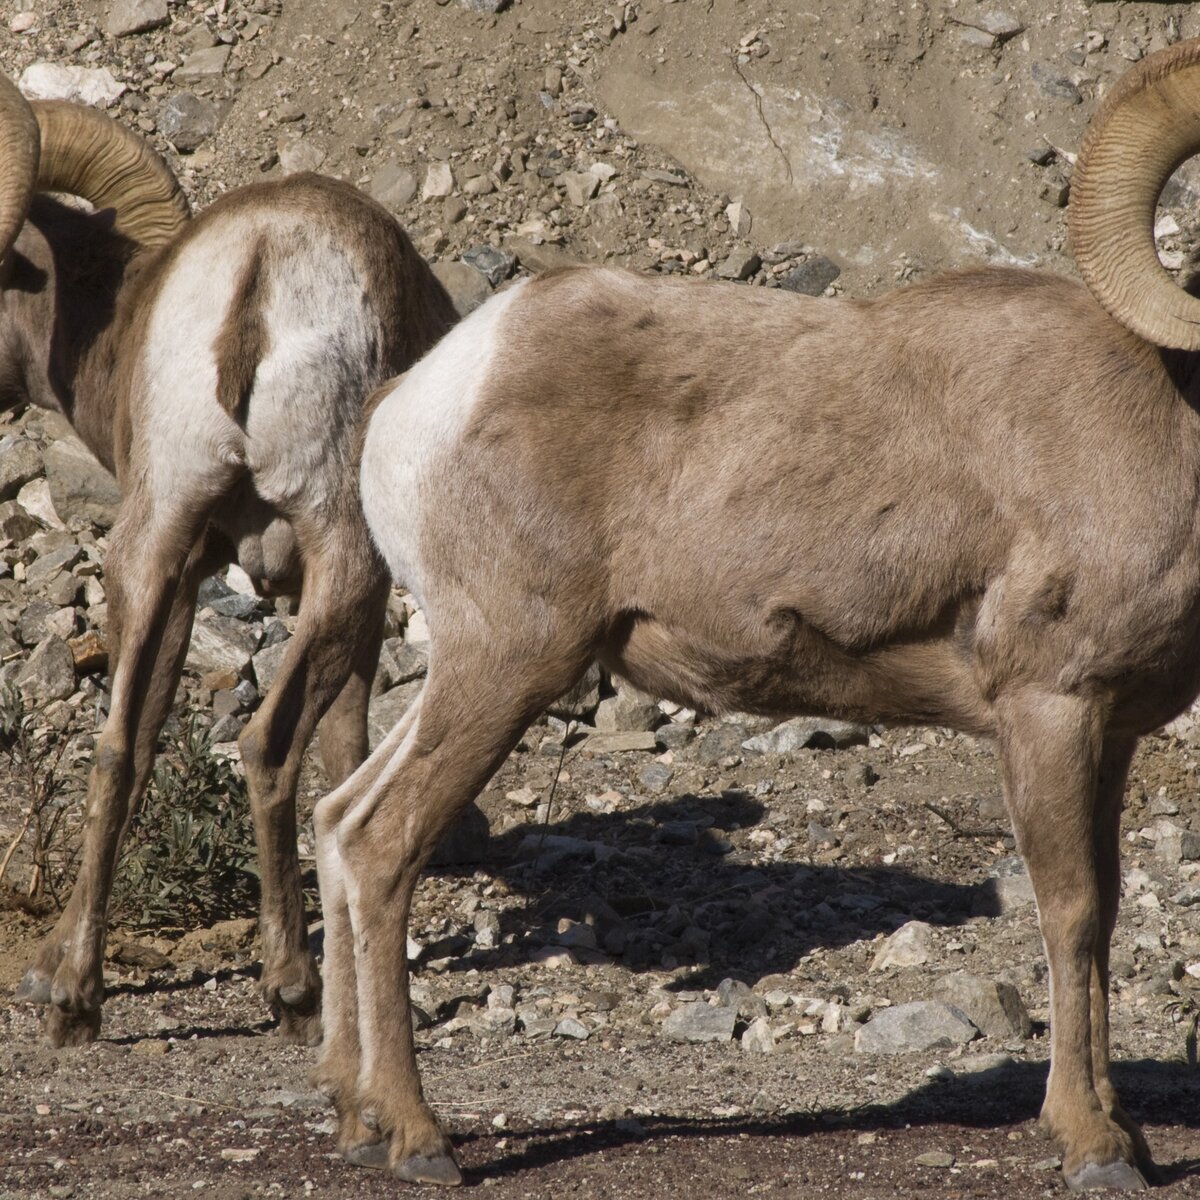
420, 785, 1005, 992
456, 1058, 1200, 1186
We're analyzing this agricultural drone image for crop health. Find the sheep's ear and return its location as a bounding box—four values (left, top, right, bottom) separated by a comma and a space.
0, 75, 40, 271
1071, 38, 1200, 350
32, 100, 189, 250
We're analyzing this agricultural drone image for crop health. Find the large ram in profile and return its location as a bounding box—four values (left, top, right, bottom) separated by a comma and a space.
0, 76, 457, 1047
313, 38, 1200, 1193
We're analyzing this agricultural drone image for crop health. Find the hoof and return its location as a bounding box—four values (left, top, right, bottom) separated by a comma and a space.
343, 1139, 390, 1171
1066, 1161, 1148, 1192
278, 982, 313, 1008
14, 969, 52, 1005
45, 1004, 101, 1048
393, 1152, 463, 1186
276, 1006, 322, 1047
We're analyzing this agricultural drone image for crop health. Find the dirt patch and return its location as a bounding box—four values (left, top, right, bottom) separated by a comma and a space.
4, 725, 1200, 1196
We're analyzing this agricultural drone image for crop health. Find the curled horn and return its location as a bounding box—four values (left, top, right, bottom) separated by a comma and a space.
32, 99, 189, 248
0, 75, 40, 265
1070, 39, 1200, 350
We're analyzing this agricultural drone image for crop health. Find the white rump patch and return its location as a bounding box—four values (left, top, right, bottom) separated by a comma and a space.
360, 281, 526, 608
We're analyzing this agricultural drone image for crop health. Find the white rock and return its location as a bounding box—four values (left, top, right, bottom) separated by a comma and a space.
422, 163, 455, 199
405, 609, 430, 647
17, 479, 66, 530
252, 641, 291, 693
561, 170, 600, 207
725, 200, 752, 237
821, 1000, 845, 1033
740, 1016, 776, 1054
554, 1017, 590, 1040
662, 1002, 737, 1044
225, 564, 258, 596
20, 63, 126, 107
593, 682, 660, 733
278, 138, 326, 175
1156, 213, 1182, 240
870, 920, 934, 971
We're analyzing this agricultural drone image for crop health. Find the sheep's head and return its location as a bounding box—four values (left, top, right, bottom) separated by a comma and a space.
0, 73, 190, 410
1071, 39, 1200, 351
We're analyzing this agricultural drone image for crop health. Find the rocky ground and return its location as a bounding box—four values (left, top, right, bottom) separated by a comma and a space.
2, 0, 1200, 1196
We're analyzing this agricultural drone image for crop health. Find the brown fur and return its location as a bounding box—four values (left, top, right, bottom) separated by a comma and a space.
315, 264, 1195, 1188
214, 237, 269, 420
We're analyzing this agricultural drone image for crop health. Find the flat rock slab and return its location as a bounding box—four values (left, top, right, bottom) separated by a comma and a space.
185, 612, 261, 677
976, 856, 1038, 915
105, 0, 168, 37
854, 1001, 978, 1054
366, 680, 424, 750
369, 160, 419, 211
663, 1002, 737, 1044
743, 716, 869, 755
583, 730, 658, 754
0, 440, 44, 502
175, 46, 231, 81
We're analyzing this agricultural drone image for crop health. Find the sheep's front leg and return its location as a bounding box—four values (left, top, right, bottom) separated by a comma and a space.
311, 697, 423, 1166
334, 627, 589, 1185
40, 513, 216, 1046
237, 533, 388, 1046
999, 693, 1146, 1192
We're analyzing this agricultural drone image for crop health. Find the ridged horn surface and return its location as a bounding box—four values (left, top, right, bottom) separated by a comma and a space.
1070, 39, 1200, 350
33, 100, 189, 248
0, 75, 40, 265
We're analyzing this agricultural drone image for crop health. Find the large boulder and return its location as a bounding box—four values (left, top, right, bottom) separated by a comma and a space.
43, 437, 121, 528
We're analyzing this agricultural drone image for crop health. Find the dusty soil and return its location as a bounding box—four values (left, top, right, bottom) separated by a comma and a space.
4, 722, 1200, 1197
3, 0, 1200, 1196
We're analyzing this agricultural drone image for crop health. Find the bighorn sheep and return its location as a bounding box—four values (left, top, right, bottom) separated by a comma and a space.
313, 39, 1200, 1192
0, 76, 457, 1047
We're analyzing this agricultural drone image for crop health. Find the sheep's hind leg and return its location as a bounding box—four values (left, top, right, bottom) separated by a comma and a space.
237, 523, 389, 1046
18, 536, 223, 1011
998, 693, 1145, 1192
1087, 735, 1155, 1184
42, 506, 224, 1047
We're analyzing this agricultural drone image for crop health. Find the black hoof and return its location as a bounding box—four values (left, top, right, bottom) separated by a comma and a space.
343, 1139, 390, 1171
393, 1153, 463, 1186
1066, 1161, 1148, 1192
14, 970, 52, 1005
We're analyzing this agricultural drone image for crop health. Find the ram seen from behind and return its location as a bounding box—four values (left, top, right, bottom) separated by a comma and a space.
318, 38, 1200, 1193
0, 75, 458, 1048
